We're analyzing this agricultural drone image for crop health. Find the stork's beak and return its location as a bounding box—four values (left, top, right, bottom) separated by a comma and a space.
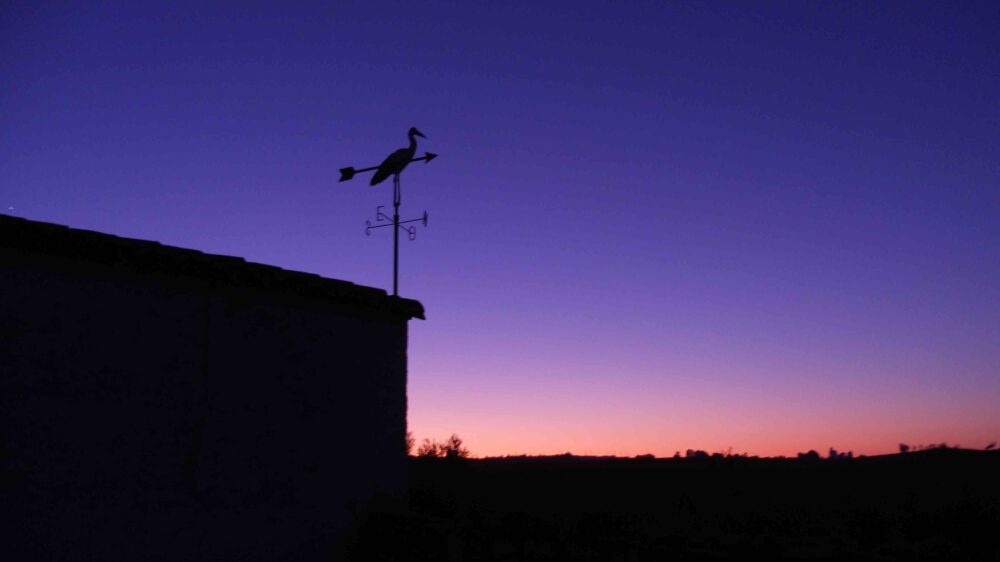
414, 128, 426, 139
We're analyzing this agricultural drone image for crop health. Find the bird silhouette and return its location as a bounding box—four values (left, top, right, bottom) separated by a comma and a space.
370, 127, 426, 186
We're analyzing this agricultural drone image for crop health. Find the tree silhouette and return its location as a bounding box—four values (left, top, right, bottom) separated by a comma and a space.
442, 434, 469, 459
415, 434, 470, 458
406, 431, 415, 456
797, 450, 820, 461
417, 438, 443, 458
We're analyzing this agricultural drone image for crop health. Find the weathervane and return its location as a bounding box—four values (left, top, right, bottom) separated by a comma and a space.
339, 127, 436, 296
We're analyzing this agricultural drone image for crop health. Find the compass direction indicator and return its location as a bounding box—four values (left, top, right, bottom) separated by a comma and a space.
340, 128, 435, 296
366, 207, 428, 240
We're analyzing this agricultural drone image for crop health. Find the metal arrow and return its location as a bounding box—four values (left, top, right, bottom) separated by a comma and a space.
339, 152, 437, 182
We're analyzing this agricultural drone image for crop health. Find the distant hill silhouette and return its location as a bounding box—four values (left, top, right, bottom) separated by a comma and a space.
349, 449, 1000, 560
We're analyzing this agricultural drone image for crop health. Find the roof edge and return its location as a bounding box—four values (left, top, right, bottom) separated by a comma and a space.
0, 214, 425, 321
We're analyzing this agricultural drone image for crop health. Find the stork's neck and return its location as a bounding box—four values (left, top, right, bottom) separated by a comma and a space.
408, 131, 418, 152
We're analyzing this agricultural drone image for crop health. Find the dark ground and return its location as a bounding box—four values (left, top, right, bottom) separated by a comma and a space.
348, 449, 1000, 561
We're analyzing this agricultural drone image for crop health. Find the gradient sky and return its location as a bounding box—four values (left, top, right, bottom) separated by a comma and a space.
3, 2, 998, 457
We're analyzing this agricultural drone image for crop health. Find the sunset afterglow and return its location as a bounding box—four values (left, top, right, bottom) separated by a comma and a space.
3, 3, 997, 458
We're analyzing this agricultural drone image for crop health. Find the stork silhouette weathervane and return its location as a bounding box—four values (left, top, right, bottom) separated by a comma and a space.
339, 127, 436, 296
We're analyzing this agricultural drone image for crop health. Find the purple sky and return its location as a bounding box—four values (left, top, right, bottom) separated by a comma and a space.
3, 2, 998, 456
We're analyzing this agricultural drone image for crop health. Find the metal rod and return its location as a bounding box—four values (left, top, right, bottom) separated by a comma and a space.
393, 174, 400, 296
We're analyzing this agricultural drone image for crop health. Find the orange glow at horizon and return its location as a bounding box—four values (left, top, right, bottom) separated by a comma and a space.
408, 356, 1000, 459
410, 423, 1000, 459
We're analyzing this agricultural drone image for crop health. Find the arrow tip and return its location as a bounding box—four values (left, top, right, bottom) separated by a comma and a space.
424, 152, 437, 163
339, 167, 356, 182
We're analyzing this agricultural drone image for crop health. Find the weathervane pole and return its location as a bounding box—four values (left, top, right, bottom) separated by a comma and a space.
393, 174, 400, 296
